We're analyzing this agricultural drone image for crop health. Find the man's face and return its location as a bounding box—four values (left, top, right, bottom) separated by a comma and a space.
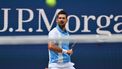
56, 14, 67, 27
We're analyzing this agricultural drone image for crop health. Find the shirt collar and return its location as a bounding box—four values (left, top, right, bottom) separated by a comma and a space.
56, 25, 67, 33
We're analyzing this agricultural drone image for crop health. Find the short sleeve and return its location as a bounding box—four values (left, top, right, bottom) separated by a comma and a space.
48, 29, 58, 44
48, 31, 56, 39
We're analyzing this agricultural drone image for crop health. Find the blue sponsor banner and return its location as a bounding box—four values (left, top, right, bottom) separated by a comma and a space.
0, 0, 122, 69
0, 0, 122, 35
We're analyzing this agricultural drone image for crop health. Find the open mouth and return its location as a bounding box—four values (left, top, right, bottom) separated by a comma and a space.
60, 21, 65, 25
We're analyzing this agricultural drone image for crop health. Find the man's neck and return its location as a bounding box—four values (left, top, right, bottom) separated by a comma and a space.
58, 24, 65, 31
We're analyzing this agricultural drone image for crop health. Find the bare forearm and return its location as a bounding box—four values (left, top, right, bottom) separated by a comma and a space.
48, 42, 62, 53
48, 42, 73, 54
50, 45, 62, 53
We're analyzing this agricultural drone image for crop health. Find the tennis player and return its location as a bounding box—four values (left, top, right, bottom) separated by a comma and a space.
48, 10, 75, 69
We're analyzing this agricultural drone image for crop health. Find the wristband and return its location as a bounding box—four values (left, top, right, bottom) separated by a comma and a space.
62, 49, 67, 53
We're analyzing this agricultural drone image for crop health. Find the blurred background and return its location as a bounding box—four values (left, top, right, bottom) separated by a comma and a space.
0, 0, 122, 69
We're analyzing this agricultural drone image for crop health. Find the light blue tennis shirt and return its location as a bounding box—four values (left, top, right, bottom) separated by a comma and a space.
48, 25, 70, 64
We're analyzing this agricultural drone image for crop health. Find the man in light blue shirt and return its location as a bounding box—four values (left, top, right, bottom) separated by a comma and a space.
48, 10, 75, 69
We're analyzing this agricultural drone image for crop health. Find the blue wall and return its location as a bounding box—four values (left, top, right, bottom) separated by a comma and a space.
0, 43, 122, 69
0, 0, 122, 69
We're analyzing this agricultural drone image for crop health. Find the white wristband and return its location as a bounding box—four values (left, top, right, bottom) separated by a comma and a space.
62, 49, 67, 54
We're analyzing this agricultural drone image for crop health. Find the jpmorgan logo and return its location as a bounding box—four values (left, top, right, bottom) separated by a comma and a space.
0, 8, 122, 35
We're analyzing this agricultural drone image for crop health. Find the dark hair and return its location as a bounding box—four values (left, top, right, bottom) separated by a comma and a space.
57, 10, 68, 18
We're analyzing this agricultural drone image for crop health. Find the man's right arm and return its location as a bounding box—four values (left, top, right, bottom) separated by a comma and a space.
48, 41, 62, 53
48, 30, 73, 54
48, 30, 63, 53
48, 41, 73, 54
